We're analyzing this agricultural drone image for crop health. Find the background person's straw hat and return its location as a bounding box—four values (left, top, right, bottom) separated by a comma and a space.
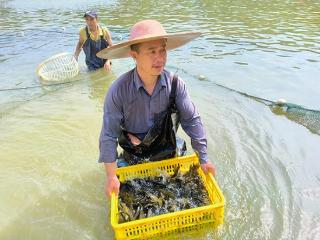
97, 19, 201, 59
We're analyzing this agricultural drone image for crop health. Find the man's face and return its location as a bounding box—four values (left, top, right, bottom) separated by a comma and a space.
130, 39, 167, 77
85, 16, 98, 29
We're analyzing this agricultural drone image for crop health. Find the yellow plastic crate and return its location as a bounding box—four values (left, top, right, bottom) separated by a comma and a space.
110, 154, 225, 240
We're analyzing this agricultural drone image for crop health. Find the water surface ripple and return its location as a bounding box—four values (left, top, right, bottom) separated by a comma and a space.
0, 0, 320, 239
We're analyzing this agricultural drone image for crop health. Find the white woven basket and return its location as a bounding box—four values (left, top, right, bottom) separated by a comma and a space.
36, 52, 79, 82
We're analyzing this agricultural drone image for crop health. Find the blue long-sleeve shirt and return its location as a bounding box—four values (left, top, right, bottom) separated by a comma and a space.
99, 68, 209, 164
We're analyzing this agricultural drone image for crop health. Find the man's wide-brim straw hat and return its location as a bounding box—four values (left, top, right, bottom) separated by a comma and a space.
97, 19, 201, 59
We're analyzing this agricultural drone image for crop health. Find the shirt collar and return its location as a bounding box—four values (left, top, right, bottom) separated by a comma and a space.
133, 68, 167, 91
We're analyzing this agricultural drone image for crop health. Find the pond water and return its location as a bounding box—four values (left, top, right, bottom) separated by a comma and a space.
0, 0, 319, 239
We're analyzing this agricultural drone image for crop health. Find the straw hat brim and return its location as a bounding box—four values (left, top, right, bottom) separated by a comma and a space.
97, 31, 201, 59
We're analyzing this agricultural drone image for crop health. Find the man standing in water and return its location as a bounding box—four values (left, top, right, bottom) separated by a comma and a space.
74, 10, 112, 71
97, 20, 216, 197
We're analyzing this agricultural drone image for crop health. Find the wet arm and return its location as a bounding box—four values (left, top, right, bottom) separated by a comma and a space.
105, 28, 113, 46
99, 86, 123, 196
104, 162, 120, 197
175, 77, 209, 164
99, 85, 123, 165
74, 34, 84, 60
103, 29, 113, 68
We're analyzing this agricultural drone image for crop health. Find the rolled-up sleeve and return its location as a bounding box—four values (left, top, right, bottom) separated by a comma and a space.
98, 84, 123, 163
175, 77, 208, 164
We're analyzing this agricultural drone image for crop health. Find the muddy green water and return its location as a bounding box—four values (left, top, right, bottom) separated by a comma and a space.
0, 0, 320, 239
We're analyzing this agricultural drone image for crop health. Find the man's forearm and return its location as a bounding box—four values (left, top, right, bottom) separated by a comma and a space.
74, 41, 82, 58
104, 162, 117, 178
181, 116, 208, 164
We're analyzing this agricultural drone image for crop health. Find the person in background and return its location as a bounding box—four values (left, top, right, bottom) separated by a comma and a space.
74, 10, 112, 71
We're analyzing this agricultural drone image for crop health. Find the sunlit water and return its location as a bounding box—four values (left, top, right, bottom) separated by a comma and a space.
0, 0, 320, 239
